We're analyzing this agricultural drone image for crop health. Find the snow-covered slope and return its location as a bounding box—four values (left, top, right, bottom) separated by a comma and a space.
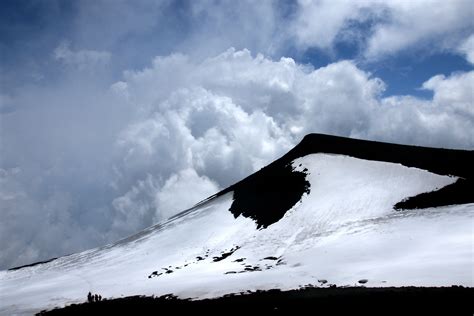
1, 134, 473, 315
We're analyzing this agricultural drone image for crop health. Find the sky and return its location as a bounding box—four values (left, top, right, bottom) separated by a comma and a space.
0, 0, 473, 270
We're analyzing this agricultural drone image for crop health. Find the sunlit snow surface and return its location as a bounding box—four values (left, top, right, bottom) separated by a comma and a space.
1, 154, 473, 315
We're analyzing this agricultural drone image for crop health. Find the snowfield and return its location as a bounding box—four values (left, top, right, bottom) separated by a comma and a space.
1, 153, 472, 315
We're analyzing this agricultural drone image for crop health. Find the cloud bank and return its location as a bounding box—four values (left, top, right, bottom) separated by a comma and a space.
0, 0, 473, 269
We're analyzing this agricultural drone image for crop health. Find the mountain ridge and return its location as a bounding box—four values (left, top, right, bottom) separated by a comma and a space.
217, 133, 473, 228
1, 133, 472, 315
7, 133, 474, 271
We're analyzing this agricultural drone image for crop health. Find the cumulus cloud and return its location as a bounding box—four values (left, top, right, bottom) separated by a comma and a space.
423, 72, 474, 117
113, 48, 473, 153
1, 0, 473, 270
370, 71, 473, 147
2, 46, 474, 270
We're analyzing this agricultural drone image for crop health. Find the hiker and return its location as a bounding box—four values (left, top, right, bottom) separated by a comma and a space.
87, 292, 93, 303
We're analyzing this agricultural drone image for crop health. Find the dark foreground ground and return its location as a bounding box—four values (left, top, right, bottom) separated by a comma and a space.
38, 286, 473, 315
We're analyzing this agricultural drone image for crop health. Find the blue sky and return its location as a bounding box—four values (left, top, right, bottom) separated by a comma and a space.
0, 0, 473, 270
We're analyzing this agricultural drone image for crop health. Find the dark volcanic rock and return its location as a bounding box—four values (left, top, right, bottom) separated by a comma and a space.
228, 163, 310, 229
38, 286, 474, 315
8, 257, 58, 271
212, 246, 240, 262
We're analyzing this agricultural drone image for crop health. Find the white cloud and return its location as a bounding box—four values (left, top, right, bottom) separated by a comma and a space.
115, 84, 293, 186
290, 0, 473, 60
367, 71, 474, 147
458, 34, 474, 64
292, 0, 371, 49
155, 169, 218, 221
422, 72, 474, 117
364, 0, 473, 59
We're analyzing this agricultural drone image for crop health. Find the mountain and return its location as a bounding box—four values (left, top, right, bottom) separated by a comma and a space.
1, 134, 473, 315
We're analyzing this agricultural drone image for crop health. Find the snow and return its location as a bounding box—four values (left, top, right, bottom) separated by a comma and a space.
1, 154, 472, 315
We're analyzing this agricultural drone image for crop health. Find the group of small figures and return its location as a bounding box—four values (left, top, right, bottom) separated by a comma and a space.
87, 292, 102, 303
